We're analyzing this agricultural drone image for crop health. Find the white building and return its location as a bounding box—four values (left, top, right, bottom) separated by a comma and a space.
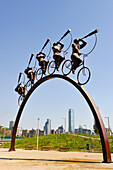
16, 127, 23, 137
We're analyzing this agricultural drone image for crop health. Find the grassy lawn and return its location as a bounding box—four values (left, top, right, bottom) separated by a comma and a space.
1, 133, 113, 152
0, 133, 104, 152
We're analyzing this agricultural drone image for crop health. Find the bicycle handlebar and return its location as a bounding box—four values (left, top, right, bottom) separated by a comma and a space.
59, 29, 71, 42
82, 29, 99, 39
41, 38, 50, 52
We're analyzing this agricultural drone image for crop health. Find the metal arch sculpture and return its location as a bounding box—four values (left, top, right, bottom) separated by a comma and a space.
10, 74, 111, 163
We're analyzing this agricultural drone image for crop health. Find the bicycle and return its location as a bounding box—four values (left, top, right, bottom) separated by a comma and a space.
36, 38, 51, 80
48, 29, 72, 75
62, 29, 99, 85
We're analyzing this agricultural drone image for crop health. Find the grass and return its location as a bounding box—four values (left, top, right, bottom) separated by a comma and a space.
1, 133, 113, 152
0, 133, 105, 152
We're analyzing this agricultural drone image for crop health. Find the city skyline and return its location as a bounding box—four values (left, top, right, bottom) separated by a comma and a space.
0, 104, 111, 134
4, 109, 110, 135
6, 117, 93, 135
0, 1, 113, 132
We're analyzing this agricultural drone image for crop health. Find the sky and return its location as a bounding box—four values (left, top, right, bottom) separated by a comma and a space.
0, 0, 113, 132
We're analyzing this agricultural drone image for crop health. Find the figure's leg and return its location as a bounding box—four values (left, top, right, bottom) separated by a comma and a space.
22, 87, 26, 97
71, 56, 77, 74
32, 72, 35, 84
42, 61, 46, 74
44, 61, 48, 74
28, 72, 32, 80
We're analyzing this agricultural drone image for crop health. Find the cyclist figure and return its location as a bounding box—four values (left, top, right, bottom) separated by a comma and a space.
15, 83, 26, 97
71, 39, 87, 74
36, 52, 48, 75
52, 42, 64, 71
24, 67, 35, 84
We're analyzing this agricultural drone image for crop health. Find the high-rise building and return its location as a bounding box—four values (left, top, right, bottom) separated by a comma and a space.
58, 125, 64, 133
9, 121, 14, 129
44, 119, 51, 135
9, 121, 14, 135
68, 109, 75, 133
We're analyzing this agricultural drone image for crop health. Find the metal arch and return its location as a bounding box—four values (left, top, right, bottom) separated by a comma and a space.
9, 74, 111, 163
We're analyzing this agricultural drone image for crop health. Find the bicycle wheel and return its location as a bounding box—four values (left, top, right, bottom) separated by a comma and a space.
36, 68, 43, 80
62, 59, 72, 76
48, 61, 56, 75
18, 95, 23, 106
77, 67, 91, 85
25, 80, 32, 91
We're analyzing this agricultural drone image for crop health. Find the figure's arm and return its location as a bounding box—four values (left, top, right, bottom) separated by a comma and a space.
36, 52, 46, 59
57, 42, 64, 49
39, 52, 46, 57
79, 39, 87, 49
72, 43, 76, 49
15, 83, 21, 92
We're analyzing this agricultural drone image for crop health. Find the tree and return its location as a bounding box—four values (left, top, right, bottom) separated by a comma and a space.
93, 120, 99, 134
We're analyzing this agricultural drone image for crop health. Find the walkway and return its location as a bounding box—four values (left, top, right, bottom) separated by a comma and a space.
0, 149, 113, 169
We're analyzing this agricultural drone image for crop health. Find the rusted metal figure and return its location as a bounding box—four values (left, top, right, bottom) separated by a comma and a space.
71, 38, 87, 74
36, 38, 51, 79
15, 72, 27, 106
62, 29, 99, 85
15, 83, 26, 97
10, 74, 111, 163
36, 52, 47, 75
24, 54, 36, 85
48, 29, 72, 74
52, 41, 64, 71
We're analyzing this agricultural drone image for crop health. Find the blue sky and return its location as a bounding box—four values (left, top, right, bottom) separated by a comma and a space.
0, 0, 113, 132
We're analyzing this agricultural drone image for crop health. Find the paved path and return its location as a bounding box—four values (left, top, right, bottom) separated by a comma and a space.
0, 149, 113, 169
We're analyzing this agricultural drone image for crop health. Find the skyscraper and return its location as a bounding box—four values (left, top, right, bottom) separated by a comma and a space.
68, 109, 75, 133
44, 119, 51, 135
9, 121, 14, 135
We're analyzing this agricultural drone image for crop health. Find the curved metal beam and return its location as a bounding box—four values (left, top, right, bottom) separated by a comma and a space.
9, 74, 111, 163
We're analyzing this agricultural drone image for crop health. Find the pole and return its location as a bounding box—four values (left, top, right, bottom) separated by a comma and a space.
37, 118, 40, 150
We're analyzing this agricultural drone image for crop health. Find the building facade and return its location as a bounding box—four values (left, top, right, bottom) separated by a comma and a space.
29, 128, 36, 137
9, 121, 14, 135
44, 119, 51, 135
22, 129, 30, 137
75, 125, 91, 135
16, 127, 23, 137
58, 125, 64, 133
68, 109, 75, 133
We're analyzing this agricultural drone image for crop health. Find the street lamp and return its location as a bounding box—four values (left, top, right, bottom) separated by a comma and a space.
105, 116, 110, 135
37, 118, 40, 150
62, 118, 66, 133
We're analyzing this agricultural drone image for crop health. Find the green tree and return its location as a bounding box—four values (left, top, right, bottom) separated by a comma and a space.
93, 120, 99, 134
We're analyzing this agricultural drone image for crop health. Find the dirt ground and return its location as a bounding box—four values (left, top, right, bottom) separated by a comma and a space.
0, 149, 113, 170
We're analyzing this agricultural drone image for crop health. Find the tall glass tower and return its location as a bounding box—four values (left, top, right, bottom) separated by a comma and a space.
44, 119, 51, 135
68, 109, 75, 133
